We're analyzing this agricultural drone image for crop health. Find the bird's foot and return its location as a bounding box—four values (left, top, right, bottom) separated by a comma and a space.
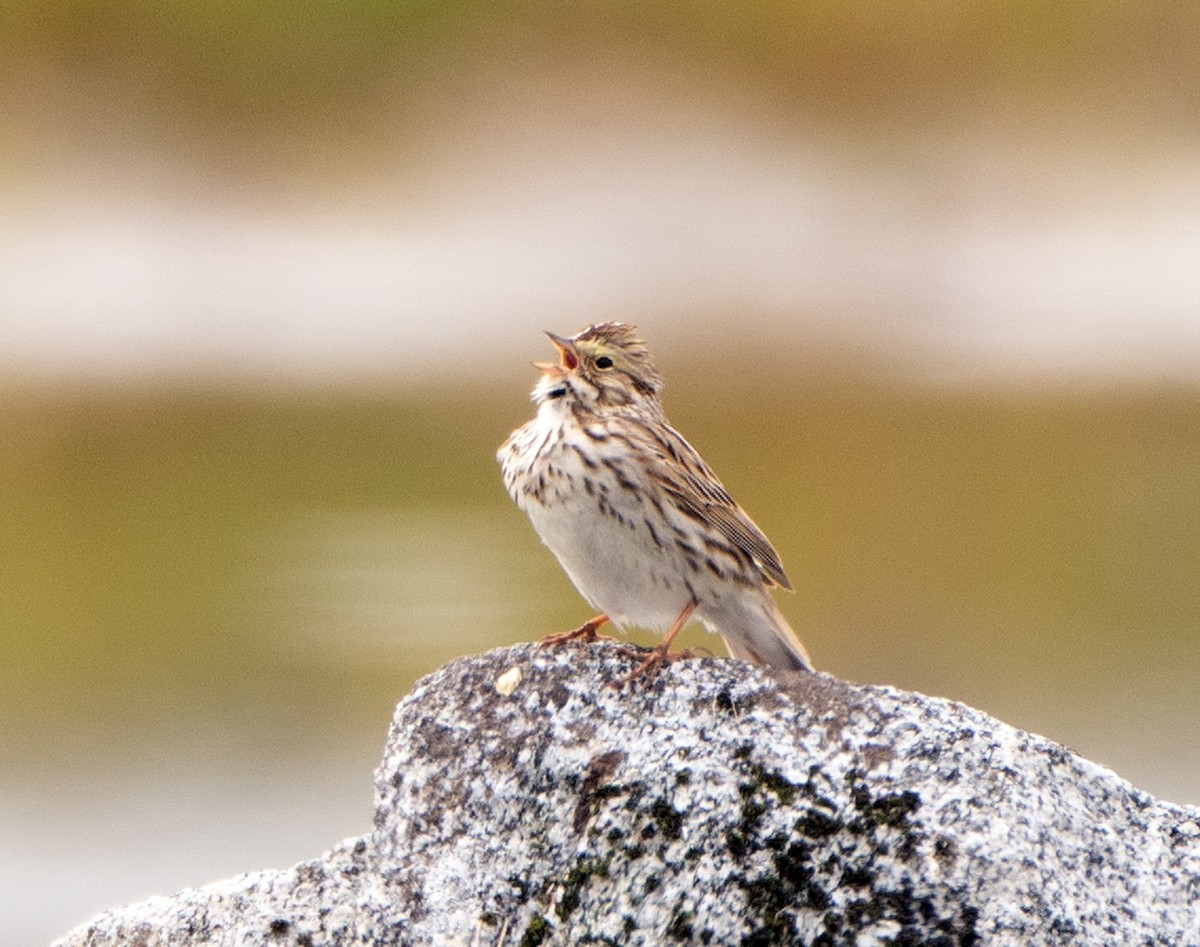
539, 614, 613, 647
608, 642, 698, 687
607, 599, 699, 687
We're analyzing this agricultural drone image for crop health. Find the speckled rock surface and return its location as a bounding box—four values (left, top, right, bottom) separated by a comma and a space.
58, 643, 1200, 946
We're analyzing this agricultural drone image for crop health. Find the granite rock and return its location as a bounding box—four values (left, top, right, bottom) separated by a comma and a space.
56, 643, 1200, 946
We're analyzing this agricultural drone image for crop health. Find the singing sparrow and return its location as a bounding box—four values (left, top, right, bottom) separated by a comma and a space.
498, 322, 812, 680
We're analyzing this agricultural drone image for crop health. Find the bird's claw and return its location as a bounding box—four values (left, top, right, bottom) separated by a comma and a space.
607, 644, 697, 688
539, 614, 613, 648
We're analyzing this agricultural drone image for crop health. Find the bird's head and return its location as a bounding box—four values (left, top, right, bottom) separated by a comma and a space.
532, 322, 663, 410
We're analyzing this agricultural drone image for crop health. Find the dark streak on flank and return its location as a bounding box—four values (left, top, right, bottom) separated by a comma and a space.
601, 459, 640, 496
569, 443, 599, 470
643, 518, 664, 549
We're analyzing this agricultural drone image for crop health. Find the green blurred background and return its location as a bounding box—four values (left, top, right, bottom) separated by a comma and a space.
3, 2, 1200, 942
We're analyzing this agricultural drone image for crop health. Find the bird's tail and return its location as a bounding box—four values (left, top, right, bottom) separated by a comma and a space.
716, 594, 813, 671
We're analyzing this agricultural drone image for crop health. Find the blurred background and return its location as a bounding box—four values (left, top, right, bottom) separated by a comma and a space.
3, 1, 1199, 941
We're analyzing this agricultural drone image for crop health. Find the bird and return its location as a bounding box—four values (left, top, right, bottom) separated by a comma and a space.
498, 322, 812, 683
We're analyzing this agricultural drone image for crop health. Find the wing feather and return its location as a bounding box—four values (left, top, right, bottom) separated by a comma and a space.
627, 417, 793, 590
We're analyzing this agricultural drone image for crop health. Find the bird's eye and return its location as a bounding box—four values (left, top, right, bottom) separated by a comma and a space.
595, 356, 613, 369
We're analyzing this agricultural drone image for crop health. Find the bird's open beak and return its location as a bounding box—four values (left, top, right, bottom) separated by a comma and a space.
544, 331, 579, 371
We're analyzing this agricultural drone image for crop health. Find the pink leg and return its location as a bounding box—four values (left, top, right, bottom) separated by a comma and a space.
610, 600, 698, 687
539, 613, 613, 648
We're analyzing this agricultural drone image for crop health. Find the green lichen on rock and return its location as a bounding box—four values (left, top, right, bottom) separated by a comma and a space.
518, 913, 552, 947
555, 858, 611, 920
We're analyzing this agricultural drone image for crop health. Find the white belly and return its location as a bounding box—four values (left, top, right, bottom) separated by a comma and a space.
523, 488, 692, 631
499, 415, 696, 632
